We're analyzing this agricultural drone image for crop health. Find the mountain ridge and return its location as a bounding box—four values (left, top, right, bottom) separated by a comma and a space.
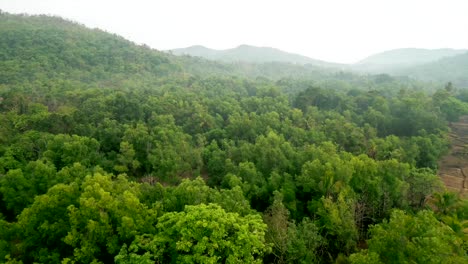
354, 48, 467, 72
170, 45, 468, 87
170, 44, 344, 68
351, 48, 468, 87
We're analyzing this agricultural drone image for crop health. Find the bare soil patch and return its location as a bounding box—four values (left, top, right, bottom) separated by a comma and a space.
438, 116, 468, 197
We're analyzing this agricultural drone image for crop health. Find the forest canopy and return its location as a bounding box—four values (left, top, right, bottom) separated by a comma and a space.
0, 12, 467, 264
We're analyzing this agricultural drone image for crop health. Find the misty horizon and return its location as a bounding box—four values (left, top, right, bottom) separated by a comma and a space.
168, 44, 468, 64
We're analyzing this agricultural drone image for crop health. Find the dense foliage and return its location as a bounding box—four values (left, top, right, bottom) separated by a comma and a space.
0, 12, 467, 263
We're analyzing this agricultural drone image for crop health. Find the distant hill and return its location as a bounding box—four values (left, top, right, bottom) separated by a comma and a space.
353, 48, 467, 73
171, 46, 468, 87
170, 44, 343, 68
396, 52, 468, 87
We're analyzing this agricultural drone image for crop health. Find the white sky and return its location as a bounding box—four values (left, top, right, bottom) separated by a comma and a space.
1, 0, 467, 63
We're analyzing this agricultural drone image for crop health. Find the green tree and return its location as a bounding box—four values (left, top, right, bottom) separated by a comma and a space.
405, 168, 441, 209
358, 210, 467, 263
116, 203, 270, 263
114, 141, 140, 174
315, 190, 358, 256
15, 183, 80, 263
287, 218, 323, 264
0, 169, 34, 216
63, 173, 157, 263
263, 192, 323, 263
263, 192, 290, 263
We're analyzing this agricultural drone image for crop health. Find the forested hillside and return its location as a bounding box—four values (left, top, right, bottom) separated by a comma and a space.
396, 52, 468, 87
354, 49, 468, 88
0, 12, 467, 263
171, 44, 468, 88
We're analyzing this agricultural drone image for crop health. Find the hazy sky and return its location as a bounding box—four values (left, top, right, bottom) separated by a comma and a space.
1, 0, 467, 63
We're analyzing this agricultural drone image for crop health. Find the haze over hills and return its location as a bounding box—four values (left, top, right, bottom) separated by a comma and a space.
352, 48, 468, 87
171, 45, 468, 87
397, 52, 468, 87
354, 48, 467, 73
170, 44, 344, 68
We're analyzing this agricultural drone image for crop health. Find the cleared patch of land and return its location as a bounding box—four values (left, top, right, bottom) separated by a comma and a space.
438, 116, 468, 196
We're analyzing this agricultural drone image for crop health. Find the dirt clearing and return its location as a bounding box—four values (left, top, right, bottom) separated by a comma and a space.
438, 116, 468, 197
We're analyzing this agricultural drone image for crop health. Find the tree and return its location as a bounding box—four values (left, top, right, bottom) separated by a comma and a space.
355, 210, 467, 263
405, 168, 441, 210
263, 192, 323, 264
43, 134, 101, 169
429, 192, 468, 244
254, 131, 295, 176
0, 169, 34, 216
147, 115, 202, 182
263, 192, 290, 263
63, 173, 157, 264
349, 250, 382, 264
114, 141, 140, 174
287, 218, 323, 264
315, 190, 358, 256
116, 203, 270, 263
163, 177, 213, 212
15, 183, 80, 263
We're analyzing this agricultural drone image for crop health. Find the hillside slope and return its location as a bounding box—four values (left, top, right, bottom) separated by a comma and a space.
0, 13, 356, 86
0, 12, 180, 87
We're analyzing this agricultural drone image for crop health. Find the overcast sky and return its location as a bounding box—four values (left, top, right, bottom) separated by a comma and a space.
1, 0, 467, 63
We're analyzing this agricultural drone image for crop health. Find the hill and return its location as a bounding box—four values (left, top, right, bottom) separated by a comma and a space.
170, 44, 343, 68
173, 45, 468, 87
0, 13, 354, 86
0, 12, 180, 88
0, 12, 440, 94
396, 52, 468, 87
353, 48, 467, 73
3, 13, 446, 89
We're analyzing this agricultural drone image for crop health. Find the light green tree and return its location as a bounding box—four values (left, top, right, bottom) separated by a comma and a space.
63, 173, 158, 264
116, 203, 270, 263
351, 209, 467, 263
